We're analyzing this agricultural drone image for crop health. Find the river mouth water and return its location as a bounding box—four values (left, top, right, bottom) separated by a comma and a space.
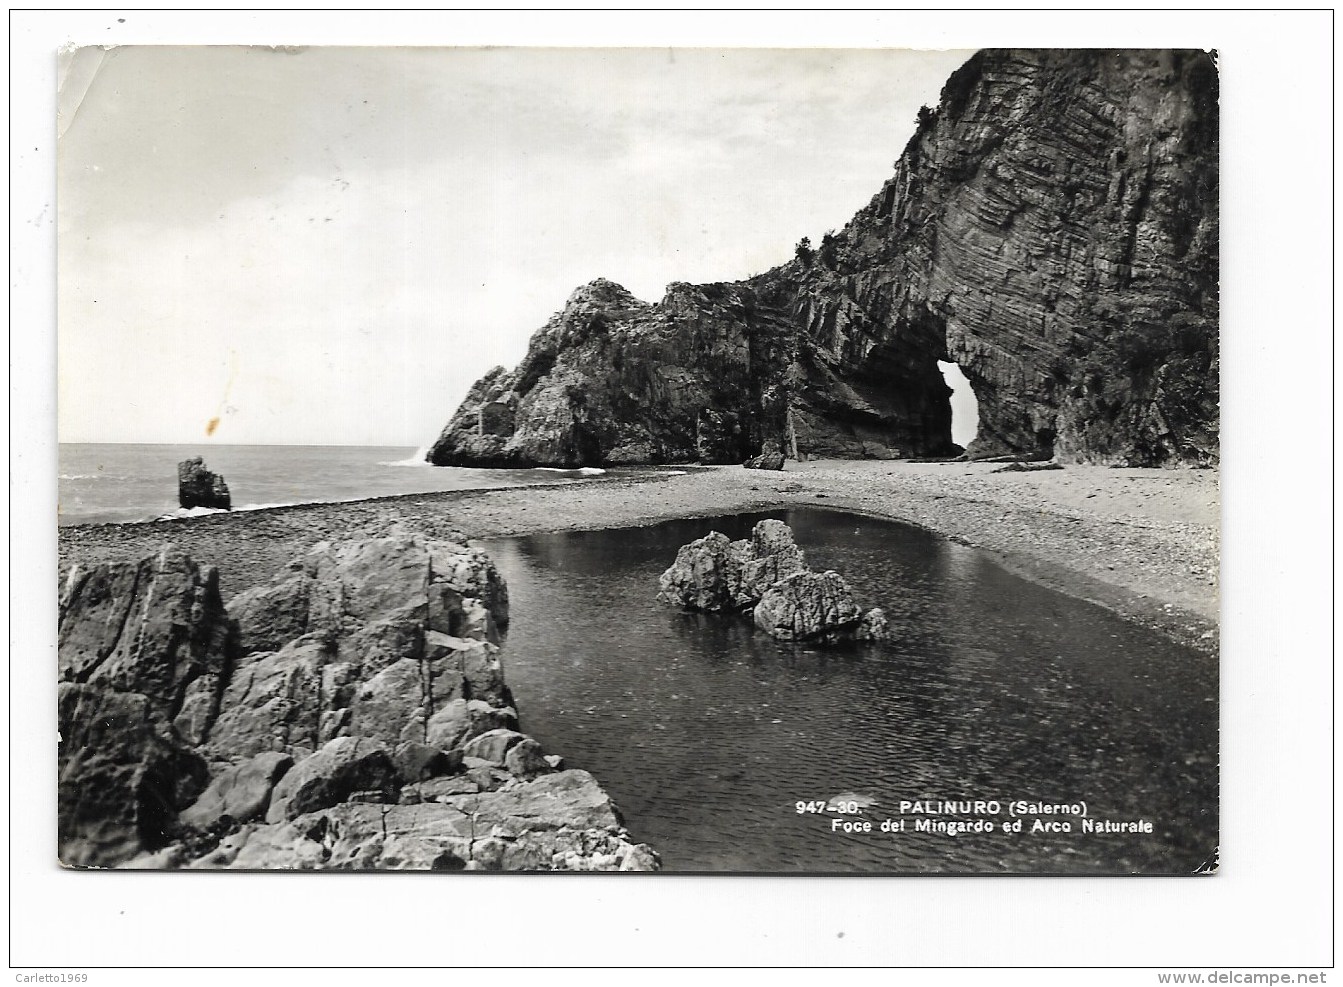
480, 508, 1218, 874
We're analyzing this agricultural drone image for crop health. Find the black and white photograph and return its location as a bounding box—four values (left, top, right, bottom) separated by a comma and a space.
13, 7, 1334, 975
54, 42, 1221, 876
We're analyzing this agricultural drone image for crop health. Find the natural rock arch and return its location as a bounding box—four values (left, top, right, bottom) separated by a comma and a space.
428, 49, 1218, 470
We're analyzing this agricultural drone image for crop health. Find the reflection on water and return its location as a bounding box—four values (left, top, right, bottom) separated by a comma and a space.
480, 508, 1218, 874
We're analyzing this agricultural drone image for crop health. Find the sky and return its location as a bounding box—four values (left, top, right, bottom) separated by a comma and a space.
58, 45, 975, 447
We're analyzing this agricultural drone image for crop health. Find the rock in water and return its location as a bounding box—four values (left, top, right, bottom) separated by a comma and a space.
856, 608, 891, 642
656, 531, 740, 612
753, 570, 865, 642
177, 456, 231, 510
660, 520, 890, 645
428, 50, 1217, 469
657, 519, 807, 612
735, 519, 809, 604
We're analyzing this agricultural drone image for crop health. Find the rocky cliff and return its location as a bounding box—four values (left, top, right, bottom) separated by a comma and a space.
429, 49, 1218, 469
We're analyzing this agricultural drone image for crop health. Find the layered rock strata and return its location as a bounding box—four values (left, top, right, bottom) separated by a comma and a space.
429, 49, 1217, 469
658, 519, 889, 644
57, 534, 659, 871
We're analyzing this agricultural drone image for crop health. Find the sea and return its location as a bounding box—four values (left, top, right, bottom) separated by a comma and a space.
56, 443, 668, 527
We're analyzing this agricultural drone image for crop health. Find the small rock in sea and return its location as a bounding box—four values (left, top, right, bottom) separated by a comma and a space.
177, 456, 232, 510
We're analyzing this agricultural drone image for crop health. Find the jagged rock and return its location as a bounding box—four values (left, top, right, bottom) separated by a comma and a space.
178, 751, 294, 830
429, 50, 1217, 469
462, 757, 512, 792
198, 771, 657, 871
426, 541, 510, 629
856, 608, 891, 642
504, 738, 554, 779
58, 533, 659, 872
753, 570, 866, 642
408, 775, 481, 802
264, 737, 398, 824
347, 657, 427, 747
735, 519, 809, 603
58, 683, 209, 867
205, 533, 513, 761
205, 638, 333, 759
226, 574, 310, 655
56, 548, 230, 866
468, 769, 628, 833
392, 741, 460, 783
58, 547, 232, 734
459, 728, 529, 765
661, 521, 891, 645
423, 698, 519, 750
656, 531, 739, 611
177, 457, 231, 510
657, 519, 808, 611
743, 450, 785, 470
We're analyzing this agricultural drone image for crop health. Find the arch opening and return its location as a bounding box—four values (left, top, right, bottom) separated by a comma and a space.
937, 360, 980, 450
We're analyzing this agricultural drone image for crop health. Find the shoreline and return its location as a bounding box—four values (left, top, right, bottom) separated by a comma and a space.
57, 460, 1219, 654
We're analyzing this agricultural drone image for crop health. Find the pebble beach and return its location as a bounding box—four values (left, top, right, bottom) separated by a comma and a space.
57, 459, 1219, 654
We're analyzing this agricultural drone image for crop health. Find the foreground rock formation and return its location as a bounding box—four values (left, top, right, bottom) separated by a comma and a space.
177, 457, 231, 510
658, 519, 889, 644
57, 534, 658, 871
429, 49, 1217, 469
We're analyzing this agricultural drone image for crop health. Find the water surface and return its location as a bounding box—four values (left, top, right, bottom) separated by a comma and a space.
482, 508, 1218, 874
58, 443, 651, 526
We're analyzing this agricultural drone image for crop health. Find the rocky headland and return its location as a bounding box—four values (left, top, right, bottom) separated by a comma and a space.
57, 530, 659, 871
429, 49, 1218, 470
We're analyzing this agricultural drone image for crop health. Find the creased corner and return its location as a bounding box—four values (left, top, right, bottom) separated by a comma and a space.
57, 45, 112, 141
